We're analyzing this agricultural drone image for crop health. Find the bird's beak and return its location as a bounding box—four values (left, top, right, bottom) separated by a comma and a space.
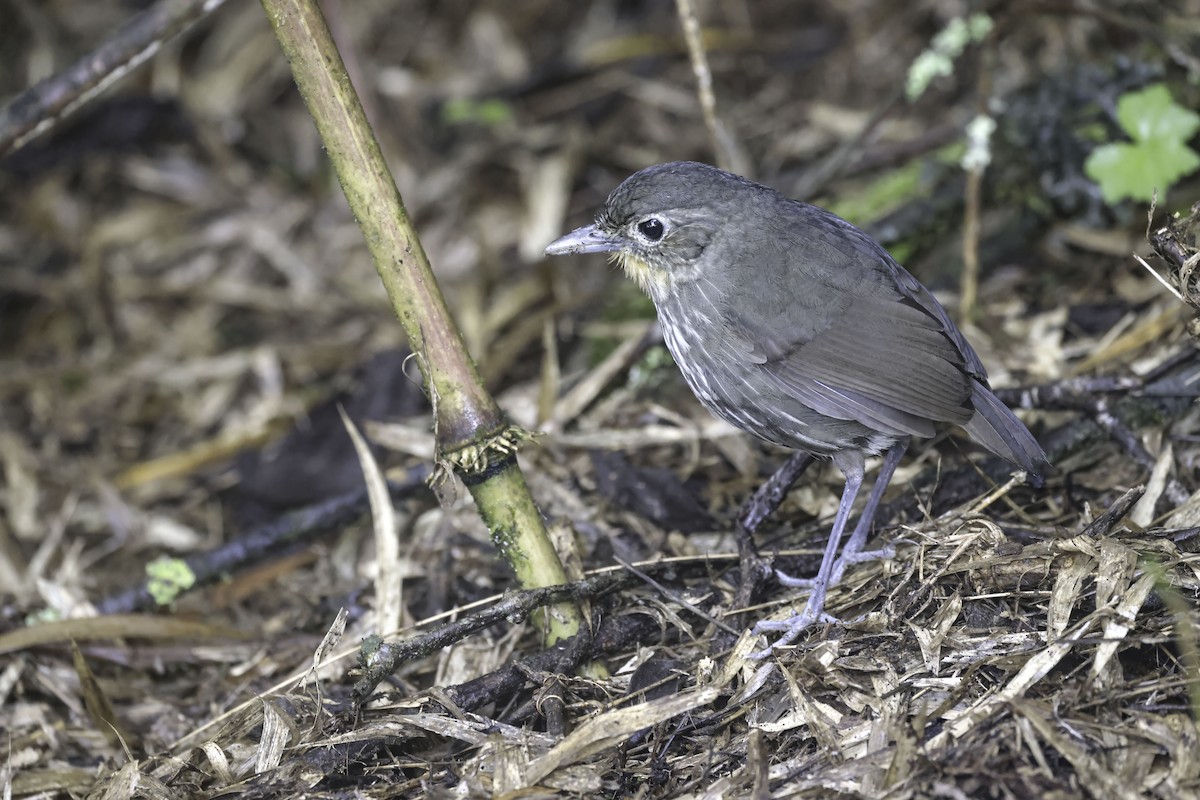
544, 224, 623, 256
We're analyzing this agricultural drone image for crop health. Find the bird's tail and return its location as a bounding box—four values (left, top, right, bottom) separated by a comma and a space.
963, 383, 1048, 483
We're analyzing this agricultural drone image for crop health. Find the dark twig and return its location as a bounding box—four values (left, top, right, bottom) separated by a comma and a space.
724, 452, 816, 642
1150, 221, 1197, 275
1148, 203, 1200, 314
994, 377, 1189, 506
992, 376, 1142, 411
444, 631, 594, 717
1140, 347, 1198, 386
535, 676, 568, 737
1087, 397, 1187, 508
95, 467, 430, 615
352, 569, 643, 704
1080, 485, 1145, 538
326, 613, 663, 743
736, 453, 818, 537
842, 124, 960, 177
0, 0, 228, 157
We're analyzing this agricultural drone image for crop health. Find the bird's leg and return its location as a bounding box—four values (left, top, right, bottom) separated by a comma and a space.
827, 440, 907, 585
771, 442, 907, 589
753, 453, 864, 652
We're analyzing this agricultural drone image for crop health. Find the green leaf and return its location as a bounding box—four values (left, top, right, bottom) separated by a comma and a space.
1116, 84, 1200, 145
1084, 83, 1200, 203
1087, 142, 1194, 204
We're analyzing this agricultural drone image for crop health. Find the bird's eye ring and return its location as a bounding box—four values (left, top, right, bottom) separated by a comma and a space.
637, 218, 665, 241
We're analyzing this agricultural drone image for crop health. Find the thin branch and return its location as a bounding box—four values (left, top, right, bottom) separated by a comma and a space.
352, 571, 642, 704
673, 0, 747, 175
0, 0, 229, 157
260, 0, 585, 645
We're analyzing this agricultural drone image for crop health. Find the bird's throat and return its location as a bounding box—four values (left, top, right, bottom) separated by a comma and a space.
613, 251, 667, 295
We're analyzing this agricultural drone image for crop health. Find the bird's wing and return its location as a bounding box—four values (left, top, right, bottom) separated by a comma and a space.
719, 206, 979, 439
725, 293, 974, 439
887, 263, 989, 383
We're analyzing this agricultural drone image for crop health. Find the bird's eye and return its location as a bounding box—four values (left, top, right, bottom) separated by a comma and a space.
637, 218, 665, 241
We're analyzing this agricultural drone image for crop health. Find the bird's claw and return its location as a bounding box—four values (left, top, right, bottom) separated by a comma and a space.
749, 605, 841, 659
752, 612, 840, 633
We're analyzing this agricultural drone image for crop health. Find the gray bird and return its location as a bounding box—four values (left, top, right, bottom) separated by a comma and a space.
545, 161, 1046, 651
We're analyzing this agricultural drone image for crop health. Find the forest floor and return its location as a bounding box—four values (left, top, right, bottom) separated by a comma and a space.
2, 1, 1200, 798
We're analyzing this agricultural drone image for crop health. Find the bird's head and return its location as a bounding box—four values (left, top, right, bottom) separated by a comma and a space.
544, 162, 749, 300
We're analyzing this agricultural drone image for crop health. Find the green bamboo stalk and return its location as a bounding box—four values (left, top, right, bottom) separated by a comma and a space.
259, 0, 582, 644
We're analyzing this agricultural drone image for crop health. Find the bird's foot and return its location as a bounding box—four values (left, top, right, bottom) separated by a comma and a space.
771, 568, 817, 589
839, 543, 895, 568
771, 542, 894, 590
750, 597, 839, 659
751, 545, 894, 658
